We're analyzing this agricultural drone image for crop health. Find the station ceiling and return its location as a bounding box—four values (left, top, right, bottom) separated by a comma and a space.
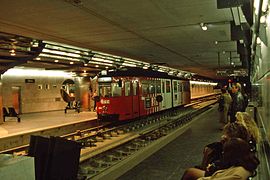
0, 0, 251, 79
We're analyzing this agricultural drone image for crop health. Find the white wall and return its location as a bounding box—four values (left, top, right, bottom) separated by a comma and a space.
1, 69, 73, 113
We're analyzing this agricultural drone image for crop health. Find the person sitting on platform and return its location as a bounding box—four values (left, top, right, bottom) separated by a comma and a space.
197, 138, 259, 180
181, 123, 249, 180
235, 111, 261, 151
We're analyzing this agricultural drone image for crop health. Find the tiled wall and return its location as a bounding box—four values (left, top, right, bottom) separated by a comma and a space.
1, 75, 72, 113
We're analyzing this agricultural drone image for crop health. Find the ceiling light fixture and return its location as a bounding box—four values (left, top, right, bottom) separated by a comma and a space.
215, 41, 218, 44
200, 23, 208, 31
54, 60, 59, 63
70, 62, 74, 64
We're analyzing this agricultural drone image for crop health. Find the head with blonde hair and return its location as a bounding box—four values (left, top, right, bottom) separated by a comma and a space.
235, 112, 261, 143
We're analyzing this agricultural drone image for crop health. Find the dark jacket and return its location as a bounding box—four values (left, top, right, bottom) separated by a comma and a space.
230, 91, 245, 122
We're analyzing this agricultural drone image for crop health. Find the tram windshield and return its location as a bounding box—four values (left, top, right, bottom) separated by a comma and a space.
99, 83, 122, 97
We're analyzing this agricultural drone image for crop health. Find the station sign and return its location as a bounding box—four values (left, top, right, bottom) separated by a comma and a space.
216, 69, 248, 77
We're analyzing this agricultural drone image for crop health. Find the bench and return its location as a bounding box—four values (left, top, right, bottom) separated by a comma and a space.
3, 107, 21, 122
64, 101, 80, 114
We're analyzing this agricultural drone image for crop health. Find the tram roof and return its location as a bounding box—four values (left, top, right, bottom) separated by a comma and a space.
99, 67, 187, 80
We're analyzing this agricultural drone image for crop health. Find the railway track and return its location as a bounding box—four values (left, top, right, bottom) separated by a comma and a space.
0, 97, 218, 179
77, 100, 217, 179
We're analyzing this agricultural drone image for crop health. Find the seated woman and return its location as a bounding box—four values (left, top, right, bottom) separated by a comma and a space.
181, 123, 249, 180
235, 112, 261, 151
198, 138, 260, 180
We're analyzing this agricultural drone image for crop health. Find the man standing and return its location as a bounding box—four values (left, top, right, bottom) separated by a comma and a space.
218, 88, 232, 128
92, 90, 98, 112
230, 83, 245, 122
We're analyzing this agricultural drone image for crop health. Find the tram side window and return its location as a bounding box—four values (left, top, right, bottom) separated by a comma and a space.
173, 81, 177, 92
156, 80, 161, 93
179, 83, 182, 92
166, 81, 171, 93
162, 81, 165, 93
149, 82, 155, 94
133, 81, 137, 96
125, 81, 131, 96
111, 83, 122, 97
142, 83, 149, 95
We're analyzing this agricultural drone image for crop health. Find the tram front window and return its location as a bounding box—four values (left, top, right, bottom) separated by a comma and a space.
99, 83, 122, 97
99, 84, 111, 98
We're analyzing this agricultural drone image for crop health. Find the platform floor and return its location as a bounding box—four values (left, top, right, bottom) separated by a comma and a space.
119, 105, 222, 180
0, 110, 97, 137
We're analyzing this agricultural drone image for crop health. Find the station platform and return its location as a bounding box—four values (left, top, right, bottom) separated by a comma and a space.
119, 105, 222, 179
0, 110, 97, 138
0, 110, 98, 152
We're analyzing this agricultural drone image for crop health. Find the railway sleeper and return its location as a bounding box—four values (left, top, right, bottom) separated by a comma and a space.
79, 166, 100, 174
103, 133, 111, 139
117, 129, 125, 134
131, 142, 144, 149
106, 154, 122, 161
93, 159, 112, 168
126, 145, 139, 152
114, 149, 131, 156
110, 131, 118, 137
80, 139, 97, 147
95, 136, 104, 142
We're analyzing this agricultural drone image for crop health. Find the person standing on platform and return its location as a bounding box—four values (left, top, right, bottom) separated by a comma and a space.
230, 83, 245, 122
218, 88, 232, 129
92, 90, 98, 112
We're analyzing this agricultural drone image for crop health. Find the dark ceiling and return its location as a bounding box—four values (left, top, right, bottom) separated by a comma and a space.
0, 0, 252, 79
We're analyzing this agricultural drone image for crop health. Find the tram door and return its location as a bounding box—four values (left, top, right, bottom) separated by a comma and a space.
162, 80, 172, 109
12, 86, 21, 114
132, 81, 139, 118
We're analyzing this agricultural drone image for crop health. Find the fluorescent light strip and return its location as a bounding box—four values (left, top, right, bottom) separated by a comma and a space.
122, 63, 137, 67
42, 49, 82, 58
39, 53, 81, 61
190, 81, 217, 86
92, 57, 114, 64
88, 61, 113, 67
3, 68, 73, 78
44, 41, 89, 51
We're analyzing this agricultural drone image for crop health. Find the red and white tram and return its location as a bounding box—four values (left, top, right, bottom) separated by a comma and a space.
96, 68, 191, 121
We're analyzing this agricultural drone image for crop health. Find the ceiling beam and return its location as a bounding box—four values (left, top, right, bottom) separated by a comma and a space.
217, 0, 250, 9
